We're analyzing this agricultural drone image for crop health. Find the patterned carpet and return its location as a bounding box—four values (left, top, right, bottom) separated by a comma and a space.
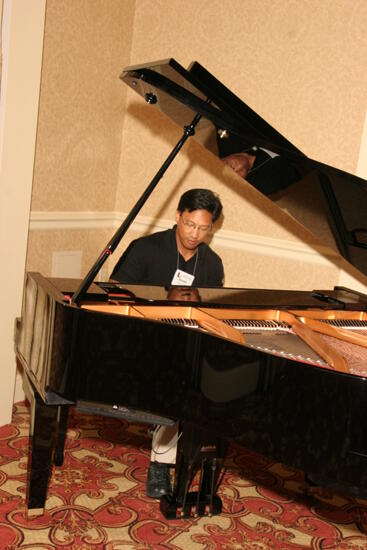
0, 402, 366, 549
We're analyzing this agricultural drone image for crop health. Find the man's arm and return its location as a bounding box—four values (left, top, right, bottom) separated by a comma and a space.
205, 254, 224, 287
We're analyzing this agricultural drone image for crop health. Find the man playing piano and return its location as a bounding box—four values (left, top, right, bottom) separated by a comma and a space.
110, 188, 224, 498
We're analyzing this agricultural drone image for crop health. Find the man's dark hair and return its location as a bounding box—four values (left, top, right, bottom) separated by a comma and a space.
177, 188, 222, 223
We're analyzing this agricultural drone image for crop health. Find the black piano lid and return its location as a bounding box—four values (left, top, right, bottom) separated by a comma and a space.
120, 58, 367, 279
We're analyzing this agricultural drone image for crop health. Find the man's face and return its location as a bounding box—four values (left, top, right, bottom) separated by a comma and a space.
222, 152, 256, 179
175, 208, 213, 256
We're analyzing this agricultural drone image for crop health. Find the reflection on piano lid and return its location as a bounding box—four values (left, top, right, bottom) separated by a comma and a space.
120, 58, 367, 278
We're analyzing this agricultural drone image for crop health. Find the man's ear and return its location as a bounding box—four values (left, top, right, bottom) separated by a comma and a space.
175, 210, 181, 224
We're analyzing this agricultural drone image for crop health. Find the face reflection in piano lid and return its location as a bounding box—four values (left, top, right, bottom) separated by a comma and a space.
217, 132, 367, 276
166, 287, 201, 301
217, 132, 302, 197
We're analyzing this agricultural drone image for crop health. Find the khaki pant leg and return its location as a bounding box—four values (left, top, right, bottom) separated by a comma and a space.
150, 422, 179, 464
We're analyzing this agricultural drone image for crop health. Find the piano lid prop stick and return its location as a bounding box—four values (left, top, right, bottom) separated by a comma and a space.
70, 111, 202, 305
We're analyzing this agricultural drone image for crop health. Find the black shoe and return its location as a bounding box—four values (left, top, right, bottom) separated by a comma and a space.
146, 461, 171, 499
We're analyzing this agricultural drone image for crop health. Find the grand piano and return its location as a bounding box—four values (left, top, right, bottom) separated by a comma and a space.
15, 59, 367, 519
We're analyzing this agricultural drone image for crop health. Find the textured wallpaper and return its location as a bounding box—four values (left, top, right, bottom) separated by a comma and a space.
27, 0, 367, 291
31, 0, 135, 212
128, 0, 367, 173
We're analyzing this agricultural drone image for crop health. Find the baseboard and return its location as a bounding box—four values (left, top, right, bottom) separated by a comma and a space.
14, 370, 25, 404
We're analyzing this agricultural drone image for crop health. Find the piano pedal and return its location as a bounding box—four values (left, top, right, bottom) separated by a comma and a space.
160, 492, 222, 519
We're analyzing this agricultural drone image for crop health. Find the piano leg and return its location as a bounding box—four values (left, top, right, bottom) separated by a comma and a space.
54, 405, 70, 466
160, 423, 228, 519
26, 390, 58, 515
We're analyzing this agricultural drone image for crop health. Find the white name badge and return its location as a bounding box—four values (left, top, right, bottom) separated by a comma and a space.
171, 269, 195, 286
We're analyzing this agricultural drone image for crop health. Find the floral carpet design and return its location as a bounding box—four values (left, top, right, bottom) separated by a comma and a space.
0, 402, 366, 549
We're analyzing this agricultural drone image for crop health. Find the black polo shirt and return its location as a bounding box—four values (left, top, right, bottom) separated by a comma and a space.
111, 226, 224, 287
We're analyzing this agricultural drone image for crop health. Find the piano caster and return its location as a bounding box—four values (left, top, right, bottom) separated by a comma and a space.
160, 492, 222, 519
305, 473, 321, 487
305, 472, 367, 499
53, 451, 64, 467
26, 507, 45, 518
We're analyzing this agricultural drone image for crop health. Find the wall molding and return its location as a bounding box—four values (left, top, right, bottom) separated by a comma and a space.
29, 210, 341, 268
